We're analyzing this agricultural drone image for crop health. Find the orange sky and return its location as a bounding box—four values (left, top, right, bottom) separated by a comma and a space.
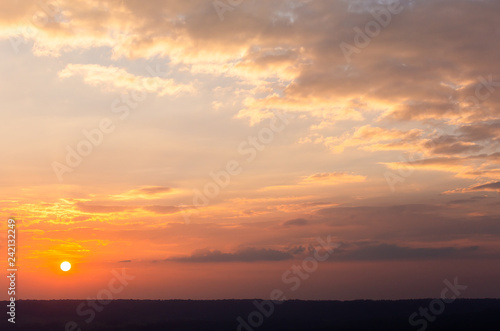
1, 0, 500, 300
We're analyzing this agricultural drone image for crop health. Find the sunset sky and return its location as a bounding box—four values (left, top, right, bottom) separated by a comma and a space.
1, 0, 500, 300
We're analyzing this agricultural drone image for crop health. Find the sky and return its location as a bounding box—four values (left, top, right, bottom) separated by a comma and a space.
1, 0, 500, 300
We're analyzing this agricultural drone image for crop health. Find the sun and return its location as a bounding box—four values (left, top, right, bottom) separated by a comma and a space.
60, 261, 71, 272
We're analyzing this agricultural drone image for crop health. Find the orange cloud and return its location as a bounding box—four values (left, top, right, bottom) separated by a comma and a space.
314, 125, 423, 153
109, 186, 178, 201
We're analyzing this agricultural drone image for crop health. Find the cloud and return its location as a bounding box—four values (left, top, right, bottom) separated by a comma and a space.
343, 0, 417, 14
314, 125, 423, 153
261, 172, 366, 193
382, 156, 470, 177
3, 0, 500, 142
109, 186, 177, 200
75, 202, 134, 214
282, 218, 309, 227
386, 101, 460, 122
143, 205, 181, 214
74, 201, 180, 215
457, 122, 500, 142
470, 181, 500, 192
446, 181, 500, 195
383, 152, 500, 181
424, 135, 483, 155
236, 95, 366, 126
316, 203, 500, 242
138, 186, 172, 195
59, 64, 194, 96
330, 243, 480, 261
167, 241, 483, 263
302, 172, 367, 184
166, 247, 295, 262
287, 246, 306, 255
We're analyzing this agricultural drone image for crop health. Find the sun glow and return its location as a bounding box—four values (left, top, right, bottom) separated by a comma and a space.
60, 261, 71, 272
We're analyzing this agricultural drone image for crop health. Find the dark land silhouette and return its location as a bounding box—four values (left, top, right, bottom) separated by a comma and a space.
2, 299, 499, 330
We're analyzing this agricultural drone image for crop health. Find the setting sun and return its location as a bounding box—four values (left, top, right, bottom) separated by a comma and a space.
60, 261, 71, 272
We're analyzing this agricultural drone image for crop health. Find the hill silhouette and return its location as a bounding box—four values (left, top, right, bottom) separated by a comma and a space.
1, 299, 499, 330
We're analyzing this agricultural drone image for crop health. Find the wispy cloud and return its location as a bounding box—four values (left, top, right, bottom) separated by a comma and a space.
109, 186, 178, 201
59, 64, 194, 96
166, 247, 296, 263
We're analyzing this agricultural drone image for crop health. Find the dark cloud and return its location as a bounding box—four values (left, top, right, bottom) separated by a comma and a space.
318, 204, 441, 217
408, 157, 463, 166
457, 122, 500, 142
330, 243, 479, 261
118, 260, 132, 263
315, 204, 500, 241
470, 181, 500, 192
425, 135, 483, 155
287, 246, 306, 255
282, 218, 309, 227
166, 247, 295, 263
388, 101, 458, 122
